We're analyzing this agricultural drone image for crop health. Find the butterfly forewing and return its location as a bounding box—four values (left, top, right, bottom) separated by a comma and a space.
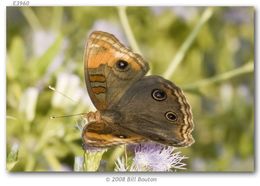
84, 31, 149, 110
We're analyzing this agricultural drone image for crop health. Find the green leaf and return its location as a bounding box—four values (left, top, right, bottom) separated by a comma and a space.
30, 35, 63, 78
7, 36, 25, 80
7, 144, 19, 171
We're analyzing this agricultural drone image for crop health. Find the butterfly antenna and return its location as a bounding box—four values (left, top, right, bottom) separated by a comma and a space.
49, 85, 86, 119
50, 113, 86, 119
48, 85, 77, 103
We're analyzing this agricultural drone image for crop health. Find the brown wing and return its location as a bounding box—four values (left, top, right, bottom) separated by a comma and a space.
84, 31, 149, 110
82, 120, 146, 148
113, 76, 194, 147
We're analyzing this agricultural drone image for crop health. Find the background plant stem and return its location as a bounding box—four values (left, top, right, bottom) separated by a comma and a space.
118, 6, 152, 75
118, 6, 142, 54
183, 62, 254, 91
21, 7, 42, 31
163, 8, 213, 79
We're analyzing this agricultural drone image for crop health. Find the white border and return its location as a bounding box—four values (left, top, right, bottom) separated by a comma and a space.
1, 0, 258, 186
2, 0, 260, 6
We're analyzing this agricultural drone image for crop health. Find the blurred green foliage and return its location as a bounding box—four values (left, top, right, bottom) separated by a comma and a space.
6, 6, 254, 172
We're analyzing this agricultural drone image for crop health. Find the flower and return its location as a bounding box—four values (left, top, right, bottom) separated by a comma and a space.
115, 157, 130, 171
115, 142, 188, 172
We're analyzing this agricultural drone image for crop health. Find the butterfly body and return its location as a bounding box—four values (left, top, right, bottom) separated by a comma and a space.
82, 31, 194, 148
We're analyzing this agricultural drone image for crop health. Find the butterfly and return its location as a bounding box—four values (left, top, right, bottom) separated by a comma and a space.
82, 31, 194, 148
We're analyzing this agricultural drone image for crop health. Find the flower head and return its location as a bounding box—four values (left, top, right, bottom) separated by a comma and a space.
115, 142, 188, 172
133, 143, 187, 171
115, 157, 130, 171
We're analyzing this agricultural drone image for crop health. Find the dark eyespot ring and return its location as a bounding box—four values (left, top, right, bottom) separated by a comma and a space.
151, 89, 167, 101
165, 111, 177, 122
115, 60, 129, 71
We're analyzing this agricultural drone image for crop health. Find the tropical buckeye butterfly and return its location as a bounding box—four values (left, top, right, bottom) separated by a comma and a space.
82, 31, 194, 148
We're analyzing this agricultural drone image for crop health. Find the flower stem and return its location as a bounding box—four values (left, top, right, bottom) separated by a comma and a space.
51, 7, 63, 31
182, 62, 254, 91
163, 8, 214, 79
124, 145, 128, 168
83, 150, 106, 171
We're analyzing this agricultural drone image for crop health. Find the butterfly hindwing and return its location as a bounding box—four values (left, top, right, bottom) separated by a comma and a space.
112, 75, 194, 147
82, 120, 146, 148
